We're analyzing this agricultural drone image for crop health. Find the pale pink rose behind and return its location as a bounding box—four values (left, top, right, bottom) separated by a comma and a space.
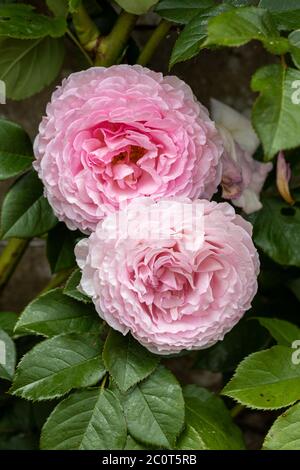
33, 65, 223, 233
75, 198, 259, 355
211, 98, 272, 214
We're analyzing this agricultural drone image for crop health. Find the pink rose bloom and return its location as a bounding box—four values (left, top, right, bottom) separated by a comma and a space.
75, 198, 259, 354
33, 65, 222, 233
211, 99, 272, 214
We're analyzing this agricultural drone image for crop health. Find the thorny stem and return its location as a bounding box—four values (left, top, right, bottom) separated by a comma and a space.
137, 20, 172, 66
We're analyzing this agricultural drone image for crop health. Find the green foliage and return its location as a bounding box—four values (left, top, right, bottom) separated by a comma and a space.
124, 366, 184, 448
206, 7, 289, 54
0, 171, 58, 239
0, 4, 67, 39
177, 386, 245, 450
103, 329, 159, 392
251, 65, 300, 159
41, 388, 126, 449
0, 36, 64, 100
259, 0, 300, 30
15, 288, 101, 337
0, 312, 18, 337
155, 0, 214, 24
10, 333, 106, 400
170, 4, 231, 67
263, 401, 300, 450
0, 120, 32, 181
63, 269, 92, 304
249, 196, 300, 266
223, 345, 300, 409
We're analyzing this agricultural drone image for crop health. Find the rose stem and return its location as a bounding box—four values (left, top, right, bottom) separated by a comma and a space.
137, 20, 172, 67
0, 238, 30, 293
71, 2, 100, 55
95, 11, 138, 67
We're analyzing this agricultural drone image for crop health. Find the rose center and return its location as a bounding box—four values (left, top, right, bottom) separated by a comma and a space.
112, 145, 146, 165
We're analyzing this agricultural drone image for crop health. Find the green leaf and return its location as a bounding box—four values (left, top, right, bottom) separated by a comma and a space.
263, 401, 300, 450
10, 333, 105, 400
63, 268, 92, 304
0, 119, 33, 180
124, 366, 184, 448
289, 30, 300, 69
255, 317, 300, 347
155, 0, 214, 24
103, 330, 159, 392
177, 386, 245, 450
206, 7, 289, 54
47, 223, 79, 274
114, 0, 158, 15
251, 65, 300, 160
46, 0, 69, 17
170, 5, 231, 68
0, 328, 16, 381
176, 424, 207, 450
259, 0, 300, 30
41, 388, 126, 449
222, 345, 300, 409
0, 36, 64, 100
15, 288, 100, 337
0, 4, 66, 39
249, 196, 300, 266
195, 318, 270, 373
0, 171, 57, 239
124, 435, 149, 450
0, 312, 18, 337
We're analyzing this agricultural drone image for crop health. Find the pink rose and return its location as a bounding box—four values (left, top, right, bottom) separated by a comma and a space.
75, 198, 259, 354
211, 99, 272, 214
34, 65, 223, 233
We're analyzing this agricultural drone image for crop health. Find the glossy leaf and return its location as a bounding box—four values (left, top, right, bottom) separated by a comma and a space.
250, 196, 300, 266
15, 288, 100, 337
177, 386, 245, 450
263, 402, 300, 450
41, 389, 126, 449
0, 171, 57, 239
10, 333, 105, 400
47, 223, 79, 274
124, 366, 184, 448
0, 119, 32, 180
155, 0, 214, 24
0, 4, 66, 39
114, 0, 158, 15
223, 345, 300, 409
103, 329, 159, 392
252, 65, 300, 160
0, 36, 64, 100
0, 312, 18, 337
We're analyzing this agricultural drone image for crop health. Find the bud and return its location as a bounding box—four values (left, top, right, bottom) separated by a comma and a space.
276, 151, 295, 205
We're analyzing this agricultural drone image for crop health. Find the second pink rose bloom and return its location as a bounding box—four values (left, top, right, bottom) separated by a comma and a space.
34, 65, 223, 233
